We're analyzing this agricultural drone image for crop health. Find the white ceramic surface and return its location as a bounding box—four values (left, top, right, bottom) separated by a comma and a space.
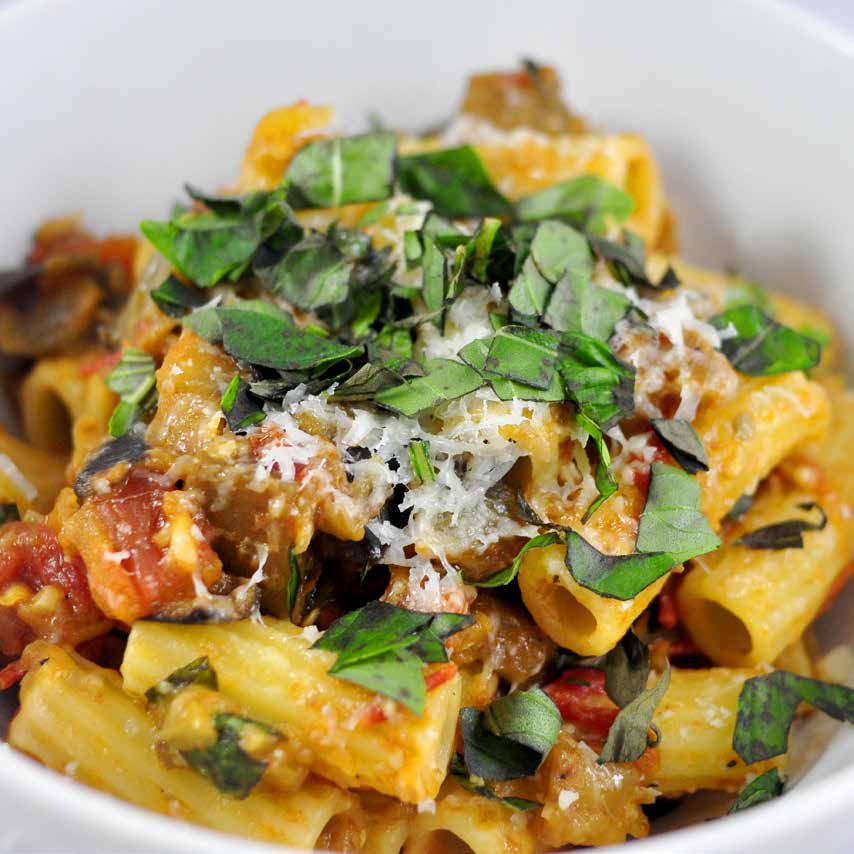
0, 0, 853, 851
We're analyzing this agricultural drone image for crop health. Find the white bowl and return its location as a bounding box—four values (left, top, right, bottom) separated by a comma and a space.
0, 0, 852, 851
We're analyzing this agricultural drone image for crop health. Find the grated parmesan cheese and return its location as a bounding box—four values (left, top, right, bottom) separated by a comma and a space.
558, 789, 580, 810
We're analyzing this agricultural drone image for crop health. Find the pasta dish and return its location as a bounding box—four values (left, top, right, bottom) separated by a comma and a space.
1, 64, 852, 851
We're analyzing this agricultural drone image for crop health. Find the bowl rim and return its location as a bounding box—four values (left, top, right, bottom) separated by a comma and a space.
0, 0, 853, 851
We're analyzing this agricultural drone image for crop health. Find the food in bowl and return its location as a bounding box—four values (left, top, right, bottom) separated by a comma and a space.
0, 63, 852, 851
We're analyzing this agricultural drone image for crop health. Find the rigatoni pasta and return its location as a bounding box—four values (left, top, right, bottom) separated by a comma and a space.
0, 60, 852, 853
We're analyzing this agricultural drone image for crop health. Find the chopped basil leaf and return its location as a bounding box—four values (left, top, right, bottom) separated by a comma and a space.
329, 363, 408, 402
0, 504, 20, 524
145, 656, 218, 703
374, 358, 484, 417
484, 325, 559, 389
450, 754, 541, 811
255, 233, 351, 310
314, 601, 472, 714
735, 502, 827, 550
182, 713, 278, 798
218, 306, 362, 371
724, 279, 772, 313
589, 233, 678, 291
543, 271, 631, 339
711, 305, 821, 376
284, 131, 397, 208
106, 348, 157, 438
565, 532, 678, 600
407, 440, 436, 484
515, 175, 634, 232
507, 255, 552, 317
636, 463, 721, 562
567, 464, 719, 599
398, 146, 512, 219
459, 337, 565, 402
728, 768, 784, 813
733, 671, 854, 764
509, 221, 592, 319
650, 418, 709, 474
598, 661, 670, 764
557, 331, 635, 431
467, 532, 562, 588
421, 237, 447, 317
723, 493, 754, 523
141, 189, 289, 287
465, 218, 512, 283
459, 687, 561, 781
74, 433, 149, 500
604, 630, 650, 709
220, 375, 266, 432
581, 454, 618, 523
150, 275, 208, 317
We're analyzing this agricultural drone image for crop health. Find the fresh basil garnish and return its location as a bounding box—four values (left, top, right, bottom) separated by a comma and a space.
449, 754, 542, 811
635, 463, 721, 561
145, 656, 219, 703
735, 502, 827, 550
218, 305, 362, 371
723, 492, 754, 523
543, 271, 631, 339
599, 661, 670, 764
374, 359, 484, 417
467, 532, 562, 588
220, 375, 266, 433
484, 325, 559, 389
557, 331, 635, 431
589, 233, 678, 291
711, 305, 821, 376
733, 671, 854, 764
313, 601, 472, 714
650, 418, 709, 474
407, 440, 436, 484
582, 454, 618, 523
566, 463, 720, 599
565, 533, 678, 600
459, 687, 561, 781
514, 175, 634, 233
508, 220, 592, 320
182, 713, 279, 798
398, 146, 512, 218
458, 337, 565, 403
150, 275, 208, 317
106, 348, 157, 437
141, 188, 290, 287
284, 131, 397, 209
603, 630, 650, 709
728, 768, 784, 813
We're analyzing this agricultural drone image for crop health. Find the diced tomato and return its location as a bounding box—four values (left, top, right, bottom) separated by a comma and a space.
0, 523, 97, 619
78, 350, 122, 377
657, 590, 680, 630
82, 469, 220, 623
424, 662, 457, 692
543, 667, 619, 740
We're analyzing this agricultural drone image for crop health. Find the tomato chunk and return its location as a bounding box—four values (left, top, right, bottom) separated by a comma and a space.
543, 667, 619, 740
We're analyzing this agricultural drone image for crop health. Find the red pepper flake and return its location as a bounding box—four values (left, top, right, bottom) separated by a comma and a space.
657, 590, 680, 630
